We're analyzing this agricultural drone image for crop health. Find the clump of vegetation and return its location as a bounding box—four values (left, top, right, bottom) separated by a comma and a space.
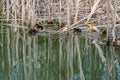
0, 0, 120, 45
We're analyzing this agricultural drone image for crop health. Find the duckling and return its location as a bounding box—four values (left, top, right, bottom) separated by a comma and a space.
28, 29, 38, 35
33, 24, 43, 30
28, 24, 43, 35
87, 24, 98, 32
45, 20, 54, 25
73, 28, 82, 33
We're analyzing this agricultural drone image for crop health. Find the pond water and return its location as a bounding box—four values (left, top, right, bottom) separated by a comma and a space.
0, 26, 120, 80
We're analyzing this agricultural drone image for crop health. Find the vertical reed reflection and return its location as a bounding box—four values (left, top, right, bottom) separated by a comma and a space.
33, 37, 37, 80
15, 31, 20, 80
70, 34, 74, 80
6, 28, 12, 80
59, 34, 62, 80
66, 33, 74, 80
1, 27, 120, 80
111, 47, 117, 80
74, 34, 85, 80
28, 37, 32, 80
105, 46, 118, 80
47, 35, 52, 80
67, 34, 70, 80
22, 32, 27, 80
0, 25, 4, 79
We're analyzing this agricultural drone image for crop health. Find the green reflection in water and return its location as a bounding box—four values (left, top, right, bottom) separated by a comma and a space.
0, 26, 120, 80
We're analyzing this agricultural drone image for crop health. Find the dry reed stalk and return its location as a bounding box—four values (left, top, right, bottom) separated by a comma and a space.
86, 0, 101, 24
32, 0, 35, 25
6, 0, 9, 21
109, 3, 119, 20
67, 0, 70, 26
22, 0, 25, 31
112, 0, 117, 45
74, 0, 80, 23
57, 17, 87, 33
0, 0, 5, 8
1, 0, 120, 35
11, 0, 19, 32
106, 0, 111, 45
48, 0, 51, 19
59, 0, 62, 28
27, 0, 31, 26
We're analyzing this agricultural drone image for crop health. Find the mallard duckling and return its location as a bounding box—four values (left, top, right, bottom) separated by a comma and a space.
33, 24, 43, 30
73, 28, 82, 33
45, 20, 54, 25
28, 24, 43, 35
87, 24, 98, 32
28, 29, 38, 35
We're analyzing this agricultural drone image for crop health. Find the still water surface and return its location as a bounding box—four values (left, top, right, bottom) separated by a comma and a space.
0, 26, 120, 80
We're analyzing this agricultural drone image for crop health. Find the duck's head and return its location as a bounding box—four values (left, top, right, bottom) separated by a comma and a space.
73, 28, 82, 33
87, 24, 98, 32
100, 28, 106, 35
87, 24, 92, 30
99, 28, 107, 38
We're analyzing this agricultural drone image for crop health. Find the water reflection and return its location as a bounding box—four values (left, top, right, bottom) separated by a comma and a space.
0, 26, 120, 80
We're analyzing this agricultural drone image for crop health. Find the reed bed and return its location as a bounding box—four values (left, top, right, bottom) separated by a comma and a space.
1, 0, 120, 43
0, 0, 119, 27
